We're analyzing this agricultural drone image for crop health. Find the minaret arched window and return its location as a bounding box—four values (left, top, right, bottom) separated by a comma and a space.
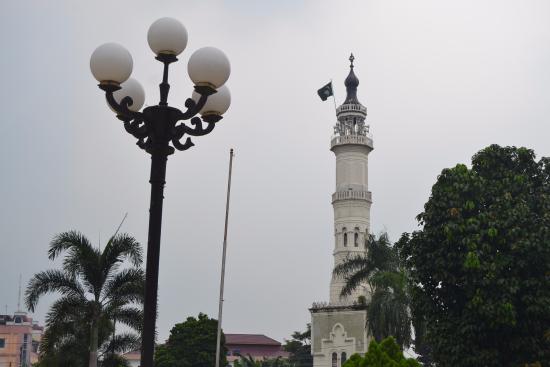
354, 228, 360, 247
341, 352, 347, 365
332, 353, 337, 367
343, 228, 347, 246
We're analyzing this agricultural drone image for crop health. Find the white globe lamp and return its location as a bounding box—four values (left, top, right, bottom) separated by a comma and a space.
147, 18, 188, 56
90, 43, 133, 85
188, 47, 230, 89
193, 85, 231, 116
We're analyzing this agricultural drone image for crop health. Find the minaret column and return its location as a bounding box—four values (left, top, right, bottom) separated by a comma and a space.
330, 141, 373, 304
328, 54, 373, 305
310, 54, 372, 367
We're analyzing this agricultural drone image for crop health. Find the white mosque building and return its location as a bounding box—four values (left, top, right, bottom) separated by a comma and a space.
310, 55, 373, 367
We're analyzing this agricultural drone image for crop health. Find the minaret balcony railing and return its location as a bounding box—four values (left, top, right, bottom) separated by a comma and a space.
336, 103, 367, 115
332, 190, 372, 203
310, 301, 367, 310
330, 134, 373, 149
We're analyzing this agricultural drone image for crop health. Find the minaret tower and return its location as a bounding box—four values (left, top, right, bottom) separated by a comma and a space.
330, 54, 373, 305
310, 55, 372, 367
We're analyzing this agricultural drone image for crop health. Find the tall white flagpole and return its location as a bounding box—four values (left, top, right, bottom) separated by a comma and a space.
215, 148, 234, 367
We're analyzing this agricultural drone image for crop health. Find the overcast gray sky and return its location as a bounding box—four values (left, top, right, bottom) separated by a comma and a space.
1, 0, 549, 344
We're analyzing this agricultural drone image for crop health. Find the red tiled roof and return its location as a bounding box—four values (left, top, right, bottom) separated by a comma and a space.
225, 334, 281, 346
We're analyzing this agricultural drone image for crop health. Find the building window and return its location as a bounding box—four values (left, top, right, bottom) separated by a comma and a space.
0, 338, 5, 348
341, 352, 347, 365
354, 233, 359, 247
343, 228, 347, 246
332, 353, 337, 367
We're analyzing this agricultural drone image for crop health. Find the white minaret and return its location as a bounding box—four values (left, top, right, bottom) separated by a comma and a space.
310, 55, 372, 367
330, 53, 373, 305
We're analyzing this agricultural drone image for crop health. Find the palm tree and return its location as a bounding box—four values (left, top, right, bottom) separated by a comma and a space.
234, 353, 262, 367
333, 232, 412, 348
26, 230, 144, 367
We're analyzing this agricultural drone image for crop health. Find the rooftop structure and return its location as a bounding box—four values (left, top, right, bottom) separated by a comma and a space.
226, 334, 289, 365
0, 312, 44, 366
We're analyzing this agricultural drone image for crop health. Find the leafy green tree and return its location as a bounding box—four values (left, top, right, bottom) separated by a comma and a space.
233, 355, 290, 367
154, 313, 227, 367
233, 354, 262, 367
333, 233, 412, 348
398, 145, 550, 366
262, 356, 291, 367
342, 337, 420, 367
26, 231, 144, 367
283, 325, 312, 367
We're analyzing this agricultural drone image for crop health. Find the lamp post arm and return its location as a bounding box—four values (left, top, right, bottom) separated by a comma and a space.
105, 91, 143, 121
123, 119, 148, 140
177, 95, 207, 120
177, 84, 216, 121
175, 116, 216, 137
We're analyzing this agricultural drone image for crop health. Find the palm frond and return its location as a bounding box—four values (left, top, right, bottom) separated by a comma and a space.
100, 233, 143, 279
367, 285, 412, 348
108, 306, 143, 333
46, 295, 90, 324
48, 231, 93, 260
101, 267, 144, 305
333, 255, 370, 277
100, 332, 140, 355
50, 231, 104, 298
25, 269, 86, 312
339, 268, 370, 297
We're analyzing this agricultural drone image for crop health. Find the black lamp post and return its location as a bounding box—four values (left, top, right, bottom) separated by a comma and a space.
90, 17, 231, 367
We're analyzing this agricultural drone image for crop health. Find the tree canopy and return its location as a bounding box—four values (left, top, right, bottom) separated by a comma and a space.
342, 337, 420, 367
398, 145, 550, 366
333, 233, 412, 348
154, 313, 227, 367
26, 231, 144, 367
283, 324, 312, 367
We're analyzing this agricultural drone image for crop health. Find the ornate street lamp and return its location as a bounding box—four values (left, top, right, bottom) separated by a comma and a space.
90, 17, 231, 367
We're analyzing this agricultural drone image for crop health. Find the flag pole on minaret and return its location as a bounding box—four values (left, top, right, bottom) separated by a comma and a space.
330, 78, 337, 113
215, 148, 234, 367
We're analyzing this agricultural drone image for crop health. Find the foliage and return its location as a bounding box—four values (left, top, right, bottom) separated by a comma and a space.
234, 355, 290, 367
26, 231, 144, 367
342, 337, 420, 367
154, 313, 227, 367
398, 145, 550, 366
283, 324, 312, 367
333, 233, 412, 348
234, 354, 262, 367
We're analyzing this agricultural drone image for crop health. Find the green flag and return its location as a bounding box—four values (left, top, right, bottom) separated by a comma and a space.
317, 82, 333, 101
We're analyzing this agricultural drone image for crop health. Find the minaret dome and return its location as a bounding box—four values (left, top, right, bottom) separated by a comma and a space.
343, 53, 360, 104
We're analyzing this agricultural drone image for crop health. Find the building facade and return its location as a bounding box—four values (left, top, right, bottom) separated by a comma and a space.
226, 334, 289, 365
0, 312, 43, 367
122, 349, 141, 367
310, 55, 373, 367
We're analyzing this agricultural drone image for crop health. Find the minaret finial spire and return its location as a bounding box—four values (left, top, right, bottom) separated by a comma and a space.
343, 53, 360, 104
